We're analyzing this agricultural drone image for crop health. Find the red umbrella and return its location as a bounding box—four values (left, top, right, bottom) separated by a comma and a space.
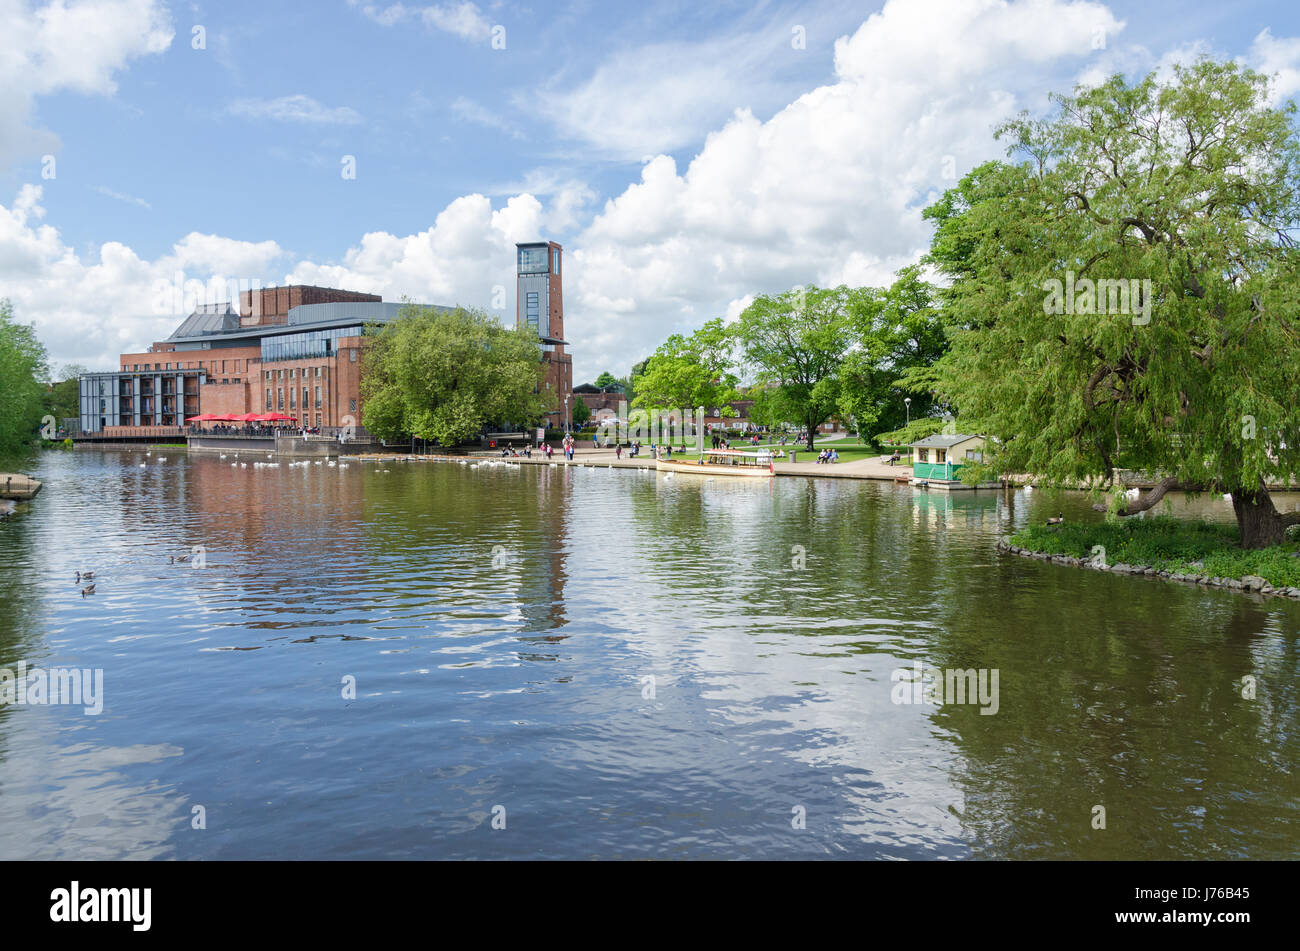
186, 414, 216, 422
235, 413, 262, 422
257, 413, 297, 422
212, 414, 238, 422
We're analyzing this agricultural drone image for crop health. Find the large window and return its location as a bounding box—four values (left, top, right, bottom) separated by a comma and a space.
518, 246, 548, 274
262, 326, 363, 363
526, 292, 539, 330
314, 386, 321, 409
552, 248, 560, 274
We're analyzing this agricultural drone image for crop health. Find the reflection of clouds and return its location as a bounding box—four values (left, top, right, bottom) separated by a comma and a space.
0, 717, 184, 859
579, 475, 970, 852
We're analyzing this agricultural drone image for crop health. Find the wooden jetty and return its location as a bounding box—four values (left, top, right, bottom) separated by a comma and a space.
0, 473, 42, 501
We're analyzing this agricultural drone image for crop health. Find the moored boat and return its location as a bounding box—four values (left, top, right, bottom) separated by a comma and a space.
655, 448, 774, 478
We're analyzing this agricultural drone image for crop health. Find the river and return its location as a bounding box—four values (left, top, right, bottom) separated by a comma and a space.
0, 450, 1296, 859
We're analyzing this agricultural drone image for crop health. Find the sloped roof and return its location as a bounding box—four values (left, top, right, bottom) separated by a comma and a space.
168, 303, 241, 339
909, 433, 983, 449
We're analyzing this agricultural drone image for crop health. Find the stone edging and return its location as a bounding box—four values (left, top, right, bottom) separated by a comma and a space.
994, 536, 1300, 600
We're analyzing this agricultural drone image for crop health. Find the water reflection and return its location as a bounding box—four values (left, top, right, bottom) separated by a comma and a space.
0, 452, 1296, 858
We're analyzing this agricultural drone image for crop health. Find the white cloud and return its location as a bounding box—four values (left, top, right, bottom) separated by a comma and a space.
93, 186, 151, 209
0, 0, 173, 165
284, 193, 542, 310
0, 184, 551, 370
451, 96, 523, 138
563, 0, 1126, 381
1247, 28, 1300, 103
541, 29, 802, 160
0, 185, 286, 368
422, 2, 492, 41
227, 95, 363, 125
350, 0, 492, 42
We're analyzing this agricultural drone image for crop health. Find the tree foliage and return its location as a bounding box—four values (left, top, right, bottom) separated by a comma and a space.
0, 300, 50, 461
632, 318, 739, 444
732, 285, 856, 450
934, 61, 1300, 546
837, 266, 948, 439
361, 305, 552, 446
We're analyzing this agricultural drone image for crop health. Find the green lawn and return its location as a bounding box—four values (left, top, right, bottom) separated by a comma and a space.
1010, 516, 1300, 588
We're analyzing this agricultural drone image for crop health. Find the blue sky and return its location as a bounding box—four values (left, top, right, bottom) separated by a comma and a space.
2, 0, 1298, 382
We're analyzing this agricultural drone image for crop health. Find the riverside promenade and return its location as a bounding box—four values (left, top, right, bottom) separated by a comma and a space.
358, 446, 921, 483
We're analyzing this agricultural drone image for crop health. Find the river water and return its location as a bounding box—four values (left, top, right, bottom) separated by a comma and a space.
0, 450, 1296, 859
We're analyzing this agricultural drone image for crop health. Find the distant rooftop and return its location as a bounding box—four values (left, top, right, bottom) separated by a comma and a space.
166, 299, 451, 344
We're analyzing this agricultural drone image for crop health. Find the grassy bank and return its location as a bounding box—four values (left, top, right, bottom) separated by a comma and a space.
1009, 516, 1300, 589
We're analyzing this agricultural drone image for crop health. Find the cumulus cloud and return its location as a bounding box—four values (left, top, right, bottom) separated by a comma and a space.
563, 0, 1126, 380
227, 95, 363, 125
0, 185, 286, 368
0, 0, 173, 165
0, 184, 549, 370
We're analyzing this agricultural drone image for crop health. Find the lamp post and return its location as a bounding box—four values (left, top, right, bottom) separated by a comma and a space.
563, 396, 570, 435
904, 397, 911, 425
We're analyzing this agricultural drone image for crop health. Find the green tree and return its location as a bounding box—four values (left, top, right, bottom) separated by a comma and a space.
745, 382, 788, 430
632, 318, 739, 445
0, 300, 50, 461
593, 371, 619, 389
935, 61, 1300, 547
836, 267, 949, 440
732, 285, 856, 451
45, 363, 87, 428
362, 305, 551, 446
571, 399, 591, 427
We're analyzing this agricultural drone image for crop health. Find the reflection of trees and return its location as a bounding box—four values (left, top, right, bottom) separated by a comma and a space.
355, 462, 571, 643
922, 581, 1300, 859
0, 498, 40, 764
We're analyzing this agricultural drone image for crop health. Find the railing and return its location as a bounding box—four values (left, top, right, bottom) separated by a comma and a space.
90, 426, 188, 439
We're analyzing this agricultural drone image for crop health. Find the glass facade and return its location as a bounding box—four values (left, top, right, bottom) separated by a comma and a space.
526, 292, 539, 330
518, 246, 548, 274
261, 326, 364, 362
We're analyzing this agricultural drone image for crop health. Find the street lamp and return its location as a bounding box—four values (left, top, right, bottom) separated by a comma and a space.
904, 397, 911, 425
563, 396, 570, 434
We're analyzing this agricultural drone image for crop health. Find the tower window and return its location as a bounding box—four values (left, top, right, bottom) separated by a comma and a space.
526, 292, 539, 330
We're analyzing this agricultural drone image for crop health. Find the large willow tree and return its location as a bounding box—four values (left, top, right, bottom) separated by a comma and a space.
361, 305, 551, 446
937, 61, 1300, 548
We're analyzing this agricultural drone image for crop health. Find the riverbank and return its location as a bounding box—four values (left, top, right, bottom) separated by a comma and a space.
353, 447, 992, 485
997, 516, 1300, 599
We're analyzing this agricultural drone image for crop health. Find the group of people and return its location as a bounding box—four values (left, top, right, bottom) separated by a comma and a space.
499, 444, 534, 458
815, 448, 840, 464
193, 423, 315, 438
